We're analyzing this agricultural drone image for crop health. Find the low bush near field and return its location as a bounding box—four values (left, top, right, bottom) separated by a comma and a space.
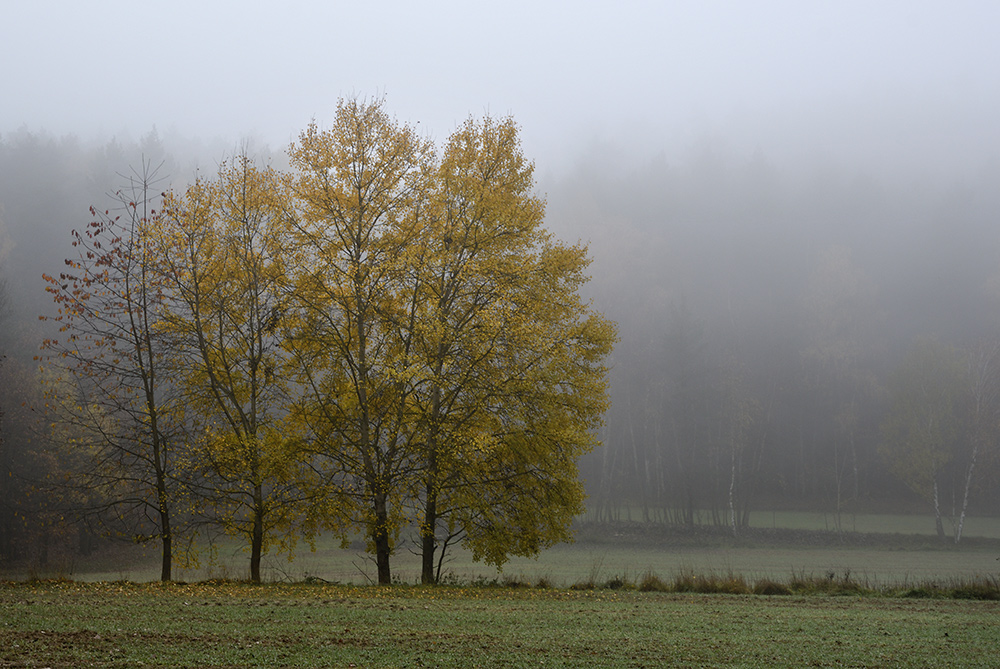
752, 578, 793, 595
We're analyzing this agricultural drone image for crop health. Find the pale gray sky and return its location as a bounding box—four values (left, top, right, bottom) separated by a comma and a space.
2, 0, 999, 173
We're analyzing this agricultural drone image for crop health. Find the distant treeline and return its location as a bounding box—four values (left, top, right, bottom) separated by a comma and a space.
550, 142, 1000, 538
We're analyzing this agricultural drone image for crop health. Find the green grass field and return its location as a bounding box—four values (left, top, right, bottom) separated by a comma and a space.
3, 580, 999, 667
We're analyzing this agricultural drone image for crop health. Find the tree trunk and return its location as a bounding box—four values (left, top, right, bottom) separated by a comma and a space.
933, 479, 946, 542
421, 380, 442, 585
421, 487, 437, 585
159, 504, 172, 582
156, 468, 172, 582
955, 438, 980, 544
729, 440, 738, 537
160, 531, 172, 583
374, 495, 392, 585
250, 485, 264, 582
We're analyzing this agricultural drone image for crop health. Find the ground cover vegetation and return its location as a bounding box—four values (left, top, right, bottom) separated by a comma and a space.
24, 98, 616, 584
2, 578, 999, 667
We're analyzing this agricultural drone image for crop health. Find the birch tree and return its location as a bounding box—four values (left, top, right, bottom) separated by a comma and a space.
880, 339, 966, 540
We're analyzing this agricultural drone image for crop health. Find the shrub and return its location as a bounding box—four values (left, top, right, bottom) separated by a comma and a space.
753, 579, 792, 596
603, 575, 632, 590
638, 571, 670, 592
673, 569, 750, 595
501, 574, 530, 589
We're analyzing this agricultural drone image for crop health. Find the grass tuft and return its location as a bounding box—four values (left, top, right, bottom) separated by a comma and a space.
638, 571, 670, 592
500, 573, 531, 588
949, 575, 1000, 600
789, 570, 868, 595
534, 575, 555, 589
902, 586, 941, 598
672, 569, 750, 595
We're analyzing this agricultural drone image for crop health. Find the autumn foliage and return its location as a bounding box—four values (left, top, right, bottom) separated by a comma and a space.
39, 99, 616, 583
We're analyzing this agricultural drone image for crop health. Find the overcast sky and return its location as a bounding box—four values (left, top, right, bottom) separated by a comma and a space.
3, 1, 999, 176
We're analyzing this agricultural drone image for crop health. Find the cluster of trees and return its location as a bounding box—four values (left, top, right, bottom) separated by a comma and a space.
559, 142, 1000, 540
29, 99, 615, 583
5, 100, 1000, 578
880, 338, 1000, 542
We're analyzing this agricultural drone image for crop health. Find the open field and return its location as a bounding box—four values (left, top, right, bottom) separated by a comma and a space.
2, 580, 999, 667
748, 511, 1000, 538
17, 535, 1000, 588
579, 510, 1000, 539
12, 512, 1000, 587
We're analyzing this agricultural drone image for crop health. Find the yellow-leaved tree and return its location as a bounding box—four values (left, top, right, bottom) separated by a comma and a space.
44, 97, 615, 584
407, 115, 617, 583
154, 155, 312, 582
285, 99, 436, 585
285, 99, 616, 584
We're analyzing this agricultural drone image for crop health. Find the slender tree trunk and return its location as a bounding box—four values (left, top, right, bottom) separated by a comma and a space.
833, 442, 844, 539
421, 377, 443, 585
154, 452, 172, 581
250, 485, 264, 582
158, 496, 172, 582
145, 329, 172, 581
421, 486, 438, 585
374, 494, 392, 585
420, 422, 439, 585
955, 441, 980, 544
728, 444, 738, 537
40, 530, 49, 566
933, 479, 946, 542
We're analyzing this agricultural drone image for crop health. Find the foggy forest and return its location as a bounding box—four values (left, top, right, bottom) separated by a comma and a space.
2, 0, 1000, 590
2, 101, 1000, 573
7, 5, 1000, 667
